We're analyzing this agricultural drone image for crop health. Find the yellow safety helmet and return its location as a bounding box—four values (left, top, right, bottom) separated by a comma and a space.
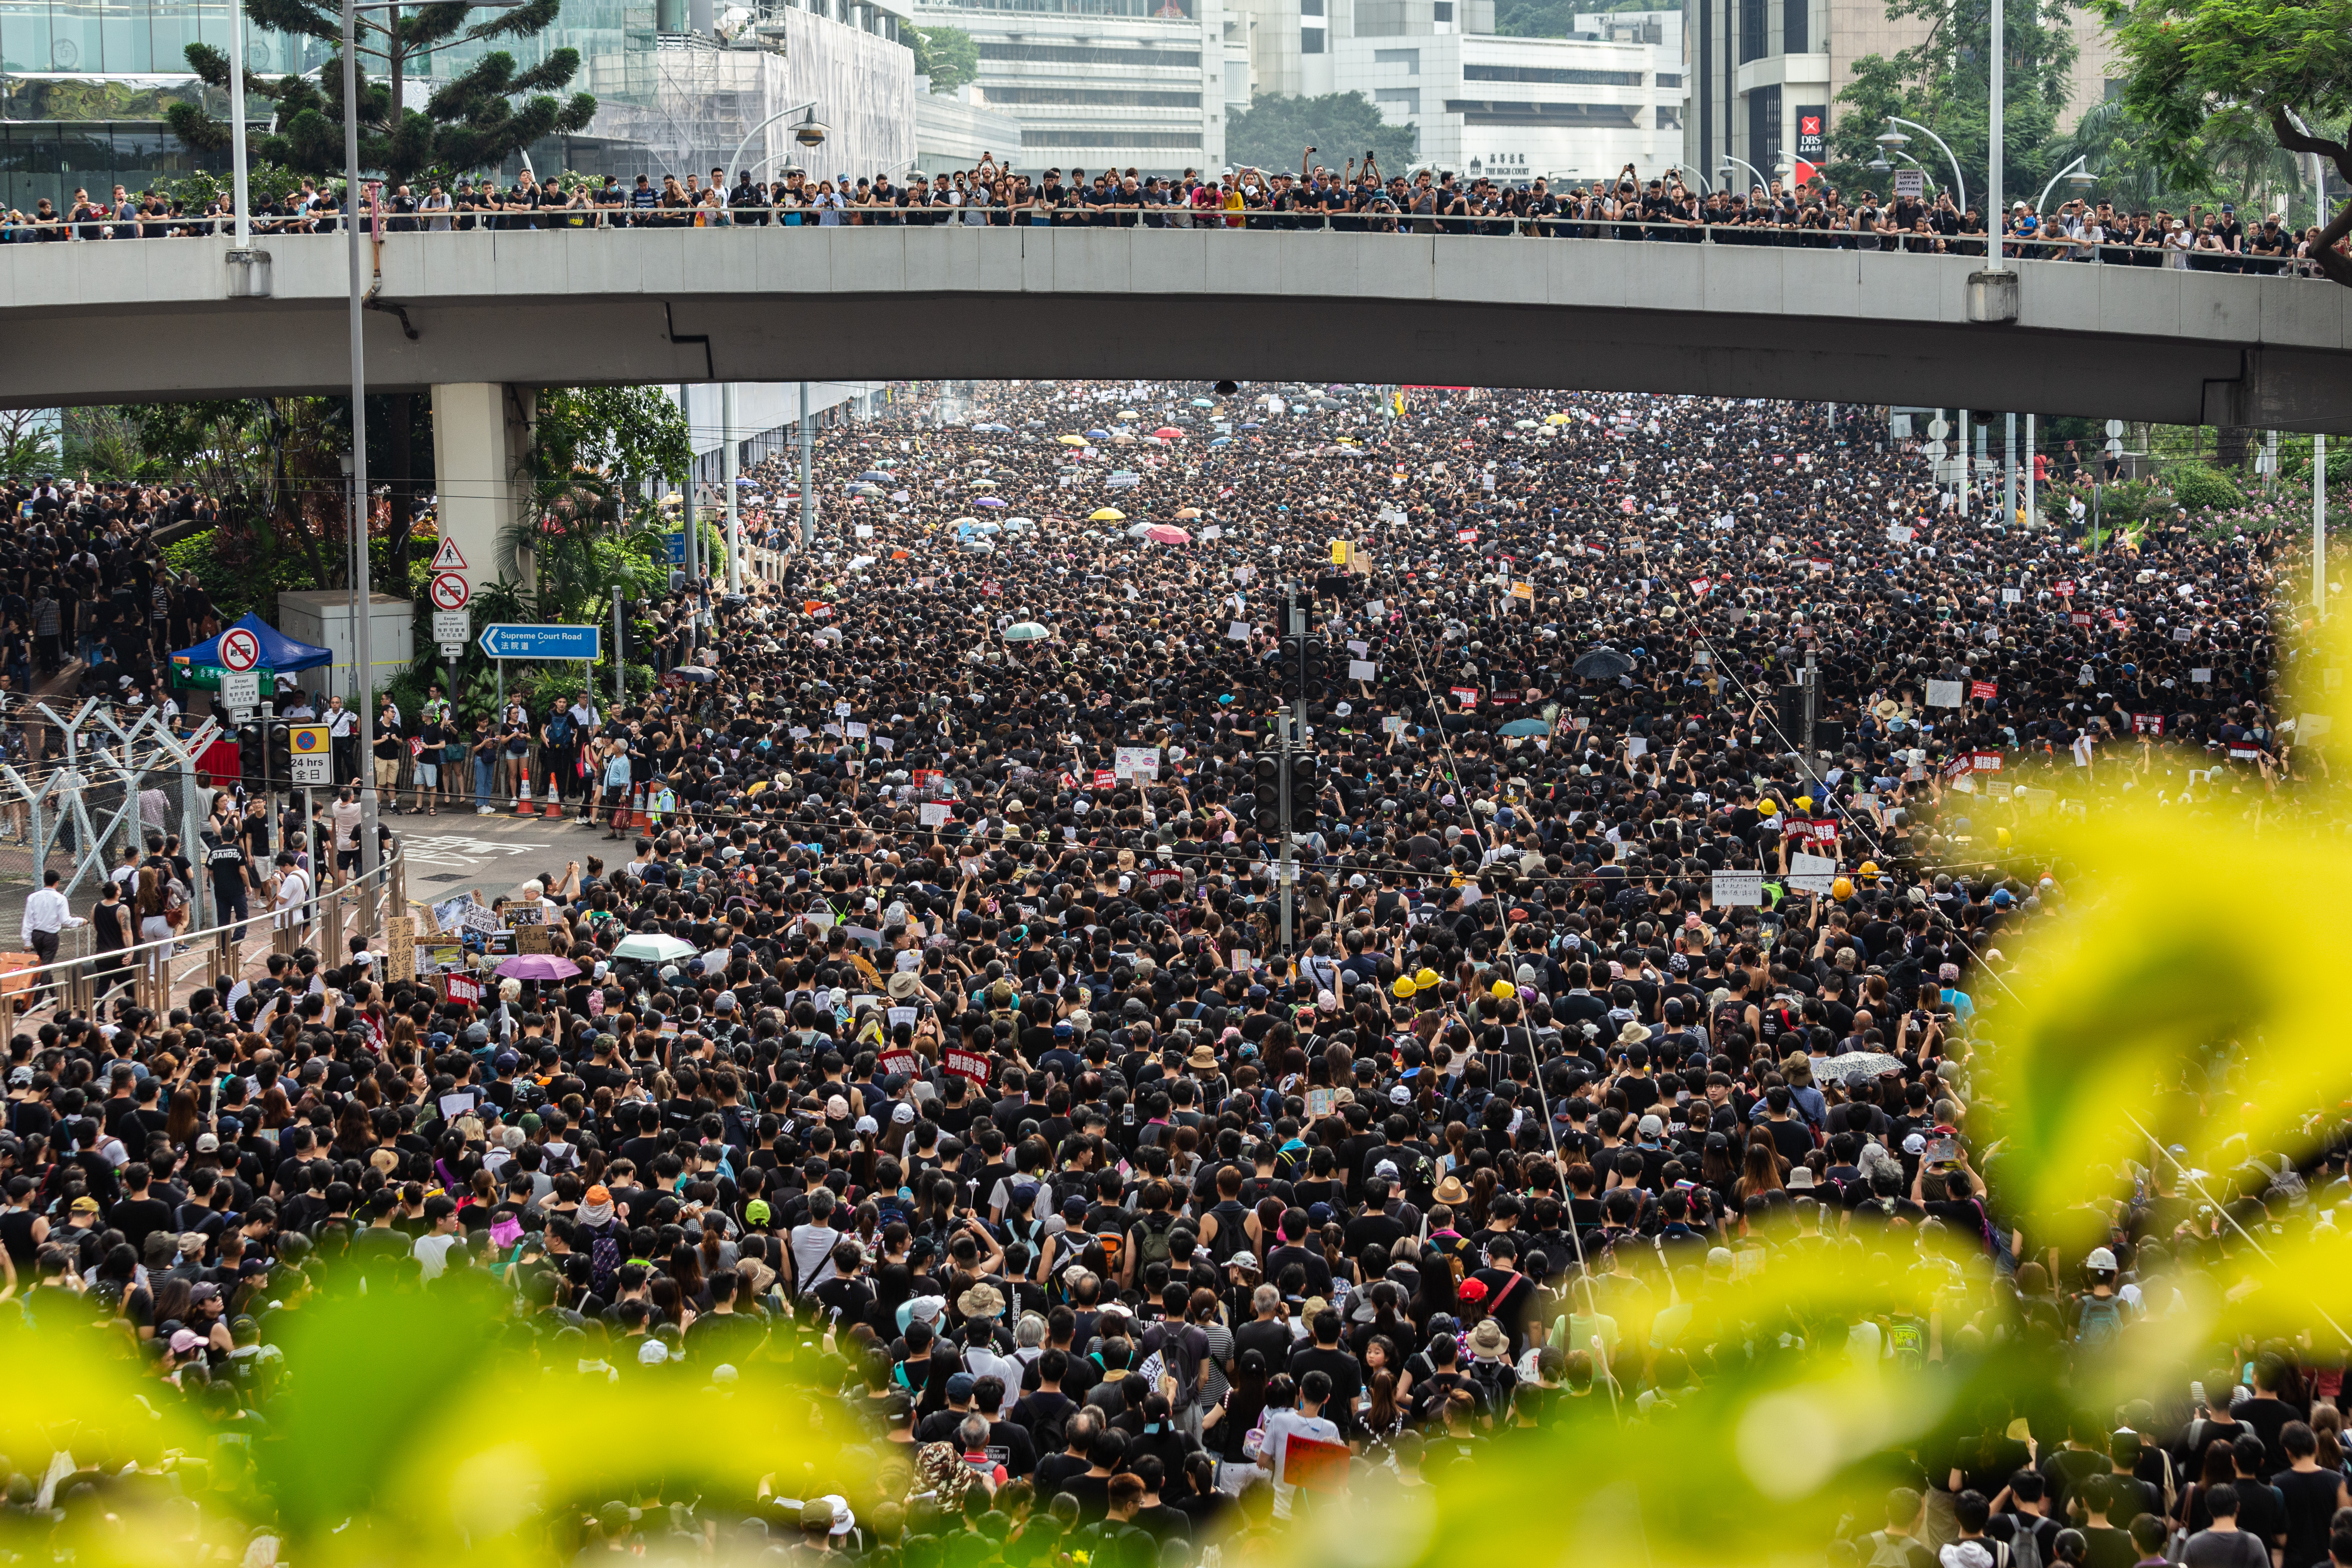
1858, 861, 1882, 878
1415, 968, 1442, 989
1831, 877, 1855, 900
1794, 795, 1813, 813
1393, 977, 1418, 999
1491, 980, 1516, 1000
1759, 798, 1780, 817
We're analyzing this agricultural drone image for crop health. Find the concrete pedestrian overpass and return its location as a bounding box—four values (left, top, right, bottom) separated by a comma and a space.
5, 225, 2348, 569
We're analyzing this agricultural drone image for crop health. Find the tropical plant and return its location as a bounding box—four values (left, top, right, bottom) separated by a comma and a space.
1225, 91, 1418, 174
164, 0, 595, 187
1824, 0, 2079, 211
910, 24, 978, 94
0, 408, 58, 478
2167, 460, 2245, 513
2090, 0, 2352, 286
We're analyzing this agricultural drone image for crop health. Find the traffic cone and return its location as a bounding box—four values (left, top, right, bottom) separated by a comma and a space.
515, 776, 534, 815
628, 785, 647, 830
542, 772, 566, 817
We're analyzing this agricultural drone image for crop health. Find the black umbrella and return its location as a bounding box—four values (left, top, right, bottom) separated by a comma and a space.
1572, 646, 1635, 680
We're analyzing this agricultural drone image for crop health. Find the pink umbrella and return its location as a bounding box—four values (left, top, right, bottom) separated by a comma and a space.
1152, 426, 1184, 438
495, 953, 582, 980
1143, 524, 1192, 544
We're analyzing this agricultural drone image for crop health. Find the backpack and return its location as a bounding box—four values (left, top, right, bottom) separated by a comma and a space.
1132, 1211, 1178, 1271
2074, 1293, 2124, 1349
1863, 1532, 1918, 1568
586, 1221, 622, 1298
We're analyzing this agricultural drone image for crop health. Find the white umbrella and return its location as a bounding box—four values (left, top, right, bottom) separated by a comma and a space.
614, 933, 698, 962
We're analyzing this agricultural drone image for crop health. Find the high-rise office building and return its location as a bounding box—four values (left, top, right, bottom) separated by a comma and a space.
1683, 0, 2114, 201
905, 0, 1227, 178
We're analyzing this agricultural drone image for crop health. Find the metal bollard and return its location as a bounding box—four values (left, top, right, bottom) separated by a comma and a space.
60, 925, 94, 1018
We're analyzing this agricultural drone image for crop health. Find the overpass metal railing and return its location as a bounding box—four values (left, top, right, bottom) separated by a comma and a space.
0, 836, 410, 1031
1, 206, 2334, 280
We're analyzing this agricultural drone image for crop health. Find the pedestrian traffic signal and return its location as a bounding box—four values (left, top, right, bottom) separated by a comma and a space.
1280, 635, 1320, 700
1252, 753, 1283, 833
1286, 753, 1321, 827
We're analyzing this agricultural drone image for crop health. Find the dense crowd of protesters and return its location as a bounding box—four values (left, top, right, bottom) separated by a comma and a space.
0, 378, 2344, 1568
5, 156, 2342, 276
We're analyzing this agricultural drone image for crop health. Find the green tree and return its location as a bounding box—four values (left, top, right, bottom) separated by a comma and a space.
497, 386, 687, 623
1225, 91, 1417, 174
2091, 0, 2352, 286
532, 386, 691, 501
165, 0, 594, 187
910, 25, 978, 95
0, 410, 58, 479
1823, 0, 2079, 213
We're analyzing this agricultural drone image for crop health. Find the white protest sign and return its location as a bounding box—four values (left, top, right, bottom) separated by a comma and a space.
1787, 852, 1838, 894
1712, 869, 1764, 906
1926, 680, 1964, 709
1348, 659, 1377, 681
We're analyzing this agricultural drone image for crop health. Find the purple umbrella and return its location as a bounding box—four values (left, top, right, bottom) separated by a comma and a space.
495, 953, 581, 980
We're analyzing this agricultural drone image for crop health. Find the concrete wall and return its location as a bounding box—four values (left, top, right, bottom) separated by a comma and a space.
2, 229, 2347, 430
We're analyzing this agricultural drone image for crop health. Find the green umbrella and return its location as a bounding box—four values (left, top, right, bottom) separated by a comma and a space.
1003, 622, 1051, 641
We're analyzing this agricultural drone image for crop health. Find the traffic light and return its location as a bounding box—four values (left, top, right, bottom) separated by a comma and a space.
1280, 635, 1320, 701
1773, 683, 1805, 740
266, 720, 293, 784
1286, 753, 1321, 827
1252, 753, 1283, 833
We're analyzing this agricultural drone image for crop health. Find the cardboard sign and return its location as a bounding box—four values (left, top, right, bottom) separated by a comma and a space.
1711, 869, 1764, 906
944, 1047, 992, 1085
517, 925, 553, 954
386, 916, 416, 982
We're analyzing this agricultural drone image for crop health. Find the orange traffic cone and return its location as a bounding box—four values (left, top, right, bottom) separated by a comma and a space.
515, 776, 535, 815
542, 773, 566, 817
628, 785, 647, 830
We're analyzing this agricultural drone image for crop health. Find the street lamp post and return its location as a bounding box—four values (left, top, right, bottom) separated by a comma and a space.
1988, 0, 2005, 271
342, 0, 379, 903
724, 101, 827, 184
228, 7, 250, 247
1719, 155, 1770, 194
2033, 156, 2090, 218
1879, 119, 1968, 212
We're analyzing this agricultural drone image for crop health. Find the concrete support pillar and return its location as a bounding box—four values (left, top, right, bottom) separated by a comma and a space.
429, 382, 536, 592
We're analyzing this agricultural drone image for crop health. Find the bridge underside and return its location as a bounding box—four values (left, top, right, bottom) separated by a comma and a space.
0, 229, 2345, 431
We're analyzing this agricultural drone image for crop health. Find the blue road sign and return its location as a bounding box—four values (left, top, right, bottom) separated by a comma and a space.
478, 623, 602, 660
665, 531, 687, 564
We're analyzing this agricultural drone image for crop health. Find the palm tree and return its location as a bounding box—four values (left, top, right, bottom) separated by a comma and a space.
498, 465, 661, 625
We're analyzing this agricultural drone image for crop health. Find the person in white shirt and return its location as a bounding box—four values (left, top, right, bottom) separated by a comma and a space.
411, 1197, 464, 1280
272, 853, 311, 932
1256, 1369, 1345, 1516
20, 868, 85, 998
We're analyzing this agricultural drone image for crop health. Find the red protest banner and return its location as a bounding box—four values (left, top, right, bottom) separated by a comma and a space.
1969, 680, 1997, 701
945, 1048, 993, 1085
443, 973, 483, 1007
1971, 751, 2004, 772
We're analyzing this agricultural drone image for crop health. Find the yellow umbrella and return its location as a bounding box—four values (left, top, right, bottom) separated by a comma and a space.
1545, 412, 1572, 426
1174, 507, 1201, 519
1057, 434, 1088, 446
1090, 507, 1127, 521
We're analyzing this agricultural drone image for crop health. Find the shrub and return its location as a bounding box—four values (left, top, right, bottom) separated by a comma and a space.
2168, 461, 2244, 513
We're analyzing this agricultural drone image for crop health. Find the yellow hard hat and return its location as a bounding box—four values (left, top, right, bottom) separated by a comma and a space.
1794, 795, 1813, 813
1415, 968, 1441, 989
1491, 980, 1516, 1000
1831, 877, 1854, 900
1859, 861, 1882, 877
1759, 798, 1779, 817
1393, 976, 1418, 999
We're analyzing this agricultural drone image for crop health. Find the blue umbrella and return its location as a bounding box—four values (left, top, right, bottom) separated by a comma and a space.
1086, 428, 1112, 441
1191, 397, 1215, 407
858, 470, 888, 482
1208, 437, 1232, 448
1496, 718, 1550, 737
